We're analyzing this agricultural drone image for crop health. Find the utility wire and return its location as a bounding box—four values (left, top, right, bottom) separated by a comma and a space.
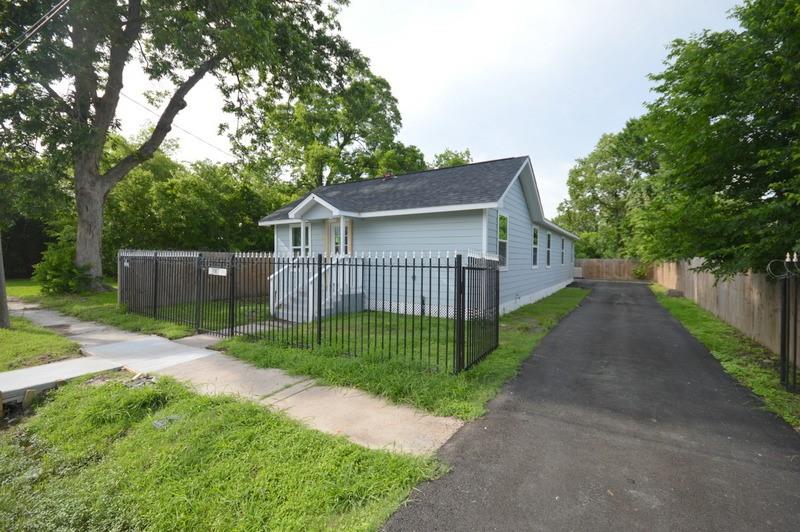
4, 3, 237, 162
119, 92, 237, 160
1, 0, 70, 64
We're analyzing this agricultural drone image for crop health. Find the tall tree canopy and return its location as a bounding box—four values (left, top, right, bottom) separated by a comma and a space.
554, 118, 657, 258
1, 0, 357, 287
633, 0, 800, 276
432, 148, 472, 168
557, 0, 800, 276
247, 66, 410, 189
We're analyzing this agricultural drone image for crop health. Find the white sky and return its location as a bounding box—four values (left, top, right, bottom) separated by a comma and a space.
117, 0, 739, 217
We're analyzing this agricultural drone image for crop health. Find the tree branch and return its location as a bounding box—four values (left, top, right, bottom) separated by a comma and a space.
102, 56, 220, 186
93, 0, 142, 147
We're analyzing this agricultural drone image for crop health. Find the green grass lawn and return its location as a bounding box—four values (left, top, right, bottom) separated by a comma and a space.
222, 287, 589, 420
651, 284, 800, 429
0, 317, 81, 371
0, 374, 440, 530
7, 280, 194, 339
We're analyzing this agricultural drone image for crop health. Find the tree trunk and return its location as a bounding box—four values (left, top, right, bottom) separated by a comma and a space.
0, 232, 10, 329
75, 171, 109, 288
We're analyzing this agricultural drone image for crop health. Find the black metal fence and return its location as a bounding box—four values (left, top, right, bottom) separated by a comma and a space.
780, 276, 798, 392
118, 250, 500, 373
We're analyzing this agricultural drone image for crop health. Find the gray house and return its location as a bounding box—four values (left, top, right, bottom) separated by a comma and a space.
259, 156, 577, 314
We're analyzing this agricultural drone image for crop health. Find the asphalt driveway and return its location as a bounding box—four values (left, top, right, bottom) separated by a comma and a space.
386, 281, 800, 531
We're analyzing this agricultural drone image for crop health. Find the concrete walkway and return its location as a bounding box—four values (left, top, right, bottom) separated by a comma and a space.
386, 281, 800, 531
5, 300, 461, 455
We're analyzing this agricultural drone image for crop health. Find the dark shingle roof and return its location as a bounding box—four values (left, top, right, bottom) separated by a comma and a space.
260, 156, 528, 223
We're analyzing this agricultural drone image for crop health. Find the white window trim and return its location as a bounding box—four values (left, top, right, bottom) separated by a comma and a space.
290, 224, 311, 256
498, 213, 509, 271
561, 237, 565, 265
532, 225, 539, 269
546, 232, 552, 268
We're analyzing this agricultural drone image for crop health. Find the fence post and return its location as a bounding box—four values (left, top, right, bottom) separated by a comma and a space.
316, 253, 323, 345
494, 261, 500, 348
117, 251, 122, 307
194, 253, 203, 332
228, 254, 237, 337
152, 251, 159, 319
454, 254, 465, 373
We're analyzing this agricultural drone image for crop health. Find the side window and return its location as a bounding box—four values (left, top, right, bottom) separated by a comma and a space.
532, 226, 539, 267
291, 225, 310, 256
498, 214, 508, 267
561, 237, 565, 264
546, 232, 552, 267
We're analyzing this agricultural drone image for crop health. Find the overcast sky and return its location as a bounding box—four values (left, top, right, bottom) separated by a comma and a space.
118, 0, 740, 218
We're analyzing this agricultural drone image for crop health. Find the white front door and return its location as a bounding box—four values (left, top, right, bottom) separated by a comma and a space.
328, 219, 351, 256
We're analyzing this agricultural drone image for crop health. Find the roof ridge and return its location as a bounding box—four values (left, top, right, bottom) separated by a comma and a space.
313, 155, 528, 192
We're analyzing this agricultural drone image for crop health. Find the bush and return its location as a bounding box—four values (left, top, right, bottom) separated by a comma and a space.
33, 226, 91, 294
632, 262, 650, 280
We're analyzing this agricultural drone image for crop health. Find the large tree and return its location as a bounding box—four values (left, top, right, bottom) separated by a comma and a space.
554, 117, 657, 258
1, 0, 357, 287
247, 65, 411, 189
633, 0, 800, 276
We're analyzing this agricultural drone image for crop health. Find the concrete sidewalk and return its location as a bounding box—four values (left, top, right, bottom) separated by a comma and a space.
5, 300, 461, 455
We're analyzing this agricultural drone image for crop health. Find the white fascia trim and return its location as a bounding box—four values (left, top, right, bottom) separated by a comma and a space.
288, 194, 341, 219
259, 218, 304, 227
356, 202, 497, 218
262, 201, 497, 226
497, 158, 529, 205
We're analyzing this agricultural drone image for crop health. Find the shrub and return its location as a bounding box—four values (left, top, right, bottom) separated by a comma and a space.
632, 262, 650, 280
33, 226, 91, 294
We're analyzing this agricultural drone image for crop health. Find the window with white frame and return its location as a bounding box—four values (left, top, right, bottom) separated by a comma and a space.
498, 214, 508, 267
561, 237, 565, 264
331, 223, 350, 255
546, 232, 552, 267
291, 225, 310, 256
532, 226, 539, 267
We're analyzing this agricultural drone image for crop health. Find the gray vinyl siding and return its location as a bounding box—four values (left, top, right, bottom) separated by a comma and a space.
487, 179, 574, 309
352, 211, 483, 255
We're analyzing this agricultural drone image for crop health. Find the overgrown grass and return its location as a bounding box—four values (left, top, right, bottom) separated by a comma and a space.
12, 281, 194, 339
222, 287, 588, 420
0, 375, 440, 530
5, 278, 42, 298
651, 284, 800, 429
0, 317, 81, 371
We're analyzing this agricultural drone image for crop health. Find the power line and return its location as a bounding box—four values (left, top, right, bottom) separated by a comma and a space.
5, 4, 237, 162
1, 0, 70, 64
119, 92, 237, 160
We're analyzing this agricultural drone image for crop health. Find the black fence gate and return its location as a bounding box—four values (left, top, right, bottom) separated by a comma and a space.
118, 250, 500, 373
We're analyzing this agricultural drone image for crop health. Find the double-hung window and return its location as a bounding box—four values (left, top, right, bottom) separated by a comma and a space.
291, 225, 310, 256
498, 214, 508, 267
532, 226, 539, 268
546, 232, 552, 267
561, 237, 565, 265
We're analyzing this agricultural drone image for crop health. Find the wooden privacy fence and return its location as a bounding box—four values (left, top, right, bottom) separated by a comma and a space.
652, 258, 790, 355
576, 259, 650, 281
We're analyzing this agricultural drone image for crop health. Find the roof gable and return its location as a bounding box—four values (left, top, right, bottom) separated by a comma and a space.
260, 156, 528, 223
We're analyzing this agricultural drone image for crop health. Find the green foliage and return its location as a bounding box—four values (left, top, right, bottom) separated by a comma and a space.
632, 263, 650, 280
0, 376, 439, 530
102, 138, 289, 273
652, 284, 800, 429
0, 316, 80, 371
222, 287, 588, 420
554, 117, 657, 259
432, 148, 472, 168
33, 226, 91, 295
247, 65, 429, 188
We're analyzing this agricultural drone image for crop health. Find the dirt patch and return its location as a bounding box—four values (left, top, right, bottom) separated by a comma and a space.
84, 369, 129, 387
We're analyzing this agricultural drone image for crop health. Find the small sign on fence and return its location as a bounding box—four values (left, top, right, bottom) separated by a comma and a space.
208, 267, 228, 277
124, 260, 129, 268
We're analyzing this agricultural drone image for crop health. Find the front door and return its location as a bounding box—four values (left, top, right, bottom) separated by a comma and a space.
327, 219, 352, 256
